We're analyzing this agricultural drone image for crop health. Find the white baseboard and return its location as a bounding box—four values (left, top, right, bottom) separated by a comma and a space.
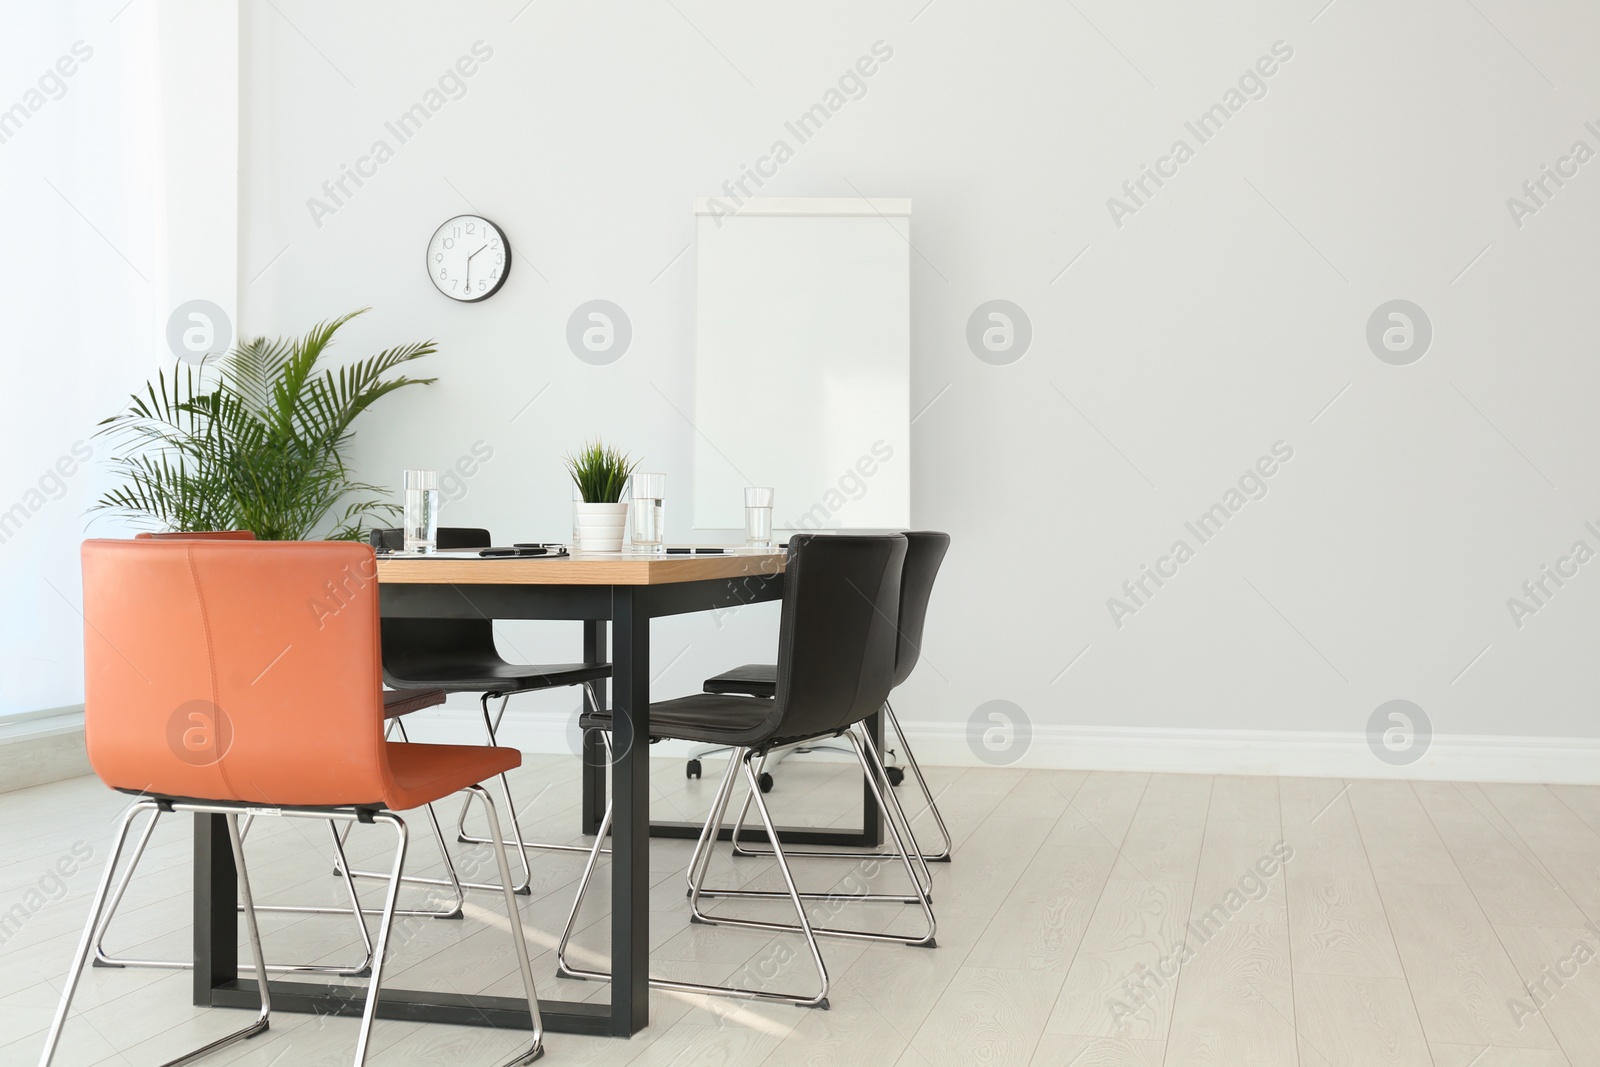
893, 722, 1600, 785
402, 709, 1600, 785
13, 706, 1595, 789
0, 709, 90, 793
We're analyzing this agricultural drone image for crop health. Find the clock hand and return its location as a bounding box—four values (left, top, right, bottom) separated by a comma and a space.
464, 244, 489, 290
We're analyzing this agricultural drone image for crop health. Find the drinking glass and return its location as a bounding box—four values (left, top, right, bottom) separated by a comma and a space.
630, 472, 665, 552
744, 487, 774, 548
571, 481, 582, 549
403, 469, 439, 553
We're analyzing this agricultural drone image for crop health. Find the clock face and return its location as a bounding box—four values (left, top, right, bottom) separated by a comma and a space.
426, 215, 511, 302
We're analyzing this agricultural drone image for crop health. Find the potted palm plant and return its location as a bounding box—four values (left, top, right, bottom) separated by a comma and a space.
565, 441, 636, 552
94, 309, 435, 539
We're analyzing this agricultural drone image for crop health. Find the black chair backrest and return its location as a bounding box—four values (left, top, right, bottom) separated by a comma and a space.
759, 533, 906, 745
369, 527, 500, 685
892, 531, 950, 688
369, 527, 491, 553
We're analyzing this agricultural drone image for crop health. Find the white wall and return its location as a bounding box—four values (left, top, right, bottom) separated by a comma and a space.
8, 0, 1600, 781
0, 1, 237, 716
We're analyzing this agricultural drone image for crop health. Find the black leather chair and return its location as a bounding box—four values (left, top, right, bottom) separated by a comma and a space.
703, 530, 953, 861
369, 526, 610, 892
555, 533, 934, 1009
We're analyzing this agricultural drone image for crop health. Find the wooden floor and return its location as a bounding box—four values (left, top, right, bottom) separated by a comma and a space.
4, 757, 1600, 1065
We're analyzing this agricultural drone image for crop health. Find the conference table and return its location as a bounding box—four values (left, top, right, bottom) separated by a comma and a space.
190, 549, 887, 1039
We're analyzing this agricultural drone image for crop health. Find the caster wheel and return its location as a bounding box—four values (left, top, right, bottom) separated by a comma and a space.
886, 766, 906, 787
758, 772, 774, 793
687, 759, 702, 780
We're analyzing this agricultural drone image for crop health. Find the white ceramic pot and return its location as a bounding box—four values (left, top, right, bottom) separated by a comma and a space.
573, 501, 629, 552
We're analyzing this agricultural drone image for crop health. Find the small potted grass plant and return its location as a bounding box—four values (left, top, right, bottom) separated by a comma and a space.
565, 441, 636, 551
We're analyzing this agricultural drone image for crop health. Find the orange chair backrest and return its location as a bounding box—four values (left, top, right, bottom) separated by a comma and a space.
81, 539, 392, 807
134, 530, 257, 540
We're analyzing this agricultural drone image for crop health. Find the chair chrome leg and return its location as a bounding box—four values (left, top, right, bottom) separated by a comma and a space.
41, 801, 154, 1066
682, 749, 743, 903
41, 801, 274, 1067
690, 729, 937, 948
884, 701, 953, 861
706, 724, 931, 904
728, 744, 871, 862
352, 811, 408, 1067
553, 791, 614, 980
191, 813, 273, 1057
727, 751, 770, 858
161, 815, 274, 1067
480, 693, 534, 892
724, 741, 898, 863
455, 685, 612, 857
842, 727, 937, 945
319, 820, 376, 972
557, 731, 626, 979
858, 722, 936, 897
680, 751, 830, 1006
562, 749, 828, 1007
89, 802, 162, 967
715, 732, 930, 901
416, 798, 467, 918
730, 703, 953, 863
468, 785, 545, 1064
681, 747, 740, 905
454, 693, 509, 844
387, 719, 468, 915
92, 808, 379, 974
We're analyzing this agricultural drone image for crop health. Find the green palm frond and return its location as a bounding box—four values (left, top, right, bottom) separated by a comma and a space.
296, 341, 437, 448
92, 309, 434, 540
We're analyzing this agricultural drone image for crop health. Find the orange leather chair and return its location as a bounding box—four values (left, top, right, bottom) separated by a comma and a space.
99, 530, 454, 973
41, 539, 543, 1067
133, 529, 259, 539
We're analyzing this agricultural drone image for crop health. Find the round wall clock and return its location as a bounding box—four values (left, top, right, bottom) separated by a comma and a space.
426, 214, 511, 302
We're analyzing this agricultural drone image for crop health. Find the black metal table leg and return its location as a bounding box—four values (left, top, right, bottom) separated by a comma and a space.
862, 708, 885, 847
193, 812, 236, 1006
198, 573, 784, 1037
609, 587, 650, 1036
581, 618, 607, 835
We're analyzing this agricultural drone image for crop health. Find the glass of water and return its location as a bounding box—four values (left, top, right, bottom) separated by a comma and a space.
571, 480, 583, 549
744, 487, 774, 548
630, 472, 665, 553
403, 469, 439, 554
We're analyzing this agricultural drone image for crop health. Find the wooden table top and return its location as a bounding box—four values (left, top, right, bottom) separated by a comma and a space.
375, 549, 787, 586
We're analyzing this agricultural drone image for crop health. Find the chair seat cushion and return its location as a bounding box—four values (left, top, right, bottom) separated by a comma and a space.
383, 660, 610, 695
581, 693, 778, 746
382, 740, 520, 812
382, 688, 448, 719
702, 663, 777, 698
